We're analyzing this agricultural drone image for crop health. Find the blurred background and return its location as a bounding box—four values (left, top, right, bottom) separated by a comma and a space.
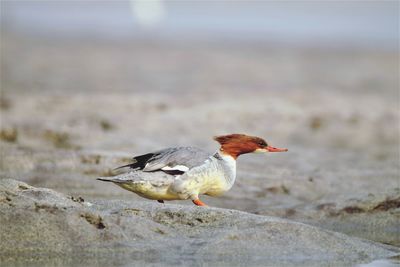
0, 0, 399, 244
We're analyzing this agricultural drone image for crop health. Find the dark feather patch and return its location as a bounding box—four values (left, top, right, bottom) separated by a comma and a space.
115, 153, 155, 170
161, 169, 185, 176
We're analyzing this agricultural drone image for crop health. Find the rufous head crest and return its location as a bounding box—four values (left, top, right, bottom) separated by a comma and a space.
214, 134, 287, 159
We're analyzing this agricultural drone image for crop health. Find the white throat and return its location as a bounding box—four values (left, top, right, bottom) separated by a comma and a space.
217, 150, 237, 188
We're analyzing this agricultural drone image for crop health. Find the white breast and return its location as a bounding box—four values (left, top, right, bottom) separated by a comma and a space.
169, 151, 237, 198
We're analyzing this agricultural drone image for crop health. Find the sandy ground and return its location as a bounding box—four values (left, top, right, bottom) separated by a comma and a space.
1, 179, 399, 267
1, 33, 399, 246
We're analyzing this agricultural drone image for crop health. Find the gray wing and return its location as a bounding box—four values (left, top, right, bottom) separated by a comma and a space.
98, 171, 175, 187
117, 146, 211, 175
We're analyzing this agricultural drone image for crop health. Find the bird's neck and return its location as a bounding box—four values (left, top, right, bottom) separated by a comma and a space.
216, 150, 237, 188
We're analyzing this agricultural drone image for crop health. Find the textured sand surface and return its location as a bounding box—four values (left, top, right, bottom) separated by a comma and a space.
1, 179, 399, 267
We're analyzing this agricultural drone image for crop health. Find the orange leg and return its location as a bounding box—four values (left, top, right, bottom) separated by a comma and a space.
192, 199, 207, 207
157, 200, 164, 204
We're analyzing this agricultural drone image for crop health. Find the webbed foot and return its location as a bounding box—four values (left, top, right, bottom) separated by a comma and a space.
192, 199, 207, 207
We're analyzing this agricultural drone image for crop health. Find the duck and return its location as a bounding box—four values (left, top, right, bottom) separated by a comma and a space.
97, 134, 288, 206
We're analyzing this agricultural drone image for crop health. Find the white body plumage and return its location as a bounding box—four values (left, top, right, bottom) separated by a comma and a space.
106, 151, 236, 201
169, 152, 236, 199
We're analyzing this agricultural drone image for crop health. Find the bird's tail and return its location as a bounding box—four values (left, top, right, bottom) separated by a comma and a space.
97, 171, 142, 184
97, 177, 119, 183
113, 163, 133, 170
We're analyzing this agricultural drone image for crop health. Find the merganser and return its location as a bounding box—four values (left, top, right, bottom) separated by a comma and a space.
97, 134, 288, 206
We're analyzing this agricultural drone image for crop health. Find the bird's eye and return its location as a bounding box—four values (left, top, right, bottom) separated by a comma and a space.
258, 141, 267, 147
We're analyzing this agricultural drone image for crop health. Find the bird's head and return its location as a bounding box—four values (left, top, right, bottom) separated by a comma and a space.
214, 134, 288, 159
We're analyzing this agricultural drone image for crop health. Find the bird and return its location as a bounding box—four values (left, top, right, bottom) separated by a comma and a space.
97, 134, 288, 207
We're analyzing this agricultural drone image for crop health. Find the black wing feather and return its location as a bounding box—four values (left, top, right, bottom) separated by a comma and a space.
114, 147, 210, 175
114, 153, 155, 170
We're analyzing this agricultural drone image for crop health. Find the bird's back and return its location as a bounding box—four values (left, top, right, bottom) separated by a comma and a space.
97, 146, 212, 200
